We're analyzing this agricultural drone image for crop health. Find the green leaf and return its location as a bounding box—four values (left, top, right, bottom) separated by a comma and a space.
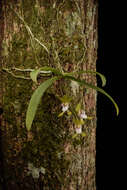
67, 111, 72, 116
58, 112, 65, 117
40, 66, 62, 76
81, 132, 86, 137
58, 95, 72, 103
26, 77, 59, 131
75, 103, 81, 113
64, 75, 119, 116
86, 116, 93, 120
63, 70, 106, 87
72, 134, 78, 139
30, 68, 41, 83
73, 118, 84, 125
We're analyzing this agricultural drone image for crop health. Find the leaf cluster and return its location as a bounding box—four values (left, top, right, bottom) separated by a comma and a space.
26, 67, 119, 131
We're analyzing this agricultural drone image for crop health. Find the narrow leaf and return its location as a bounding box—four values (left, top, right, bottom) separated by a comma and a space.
81, 132, 86, 137
58, 95, 72, 103
67, 111, 72, 116
58, 112, 65, 117
30, 69, 41, 83
26, 77, 58, 131
64, 75, 119, 116
40, 66, 62, 76
86, 116, 93, 120
73, 118, 84, 125
63, 70, 106, 87
72, 134, 78, 139
75, 103, 81, 113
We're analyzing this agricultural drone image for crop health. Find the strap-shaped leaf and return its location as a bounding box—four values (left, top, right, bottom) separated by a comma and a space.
58, 95, 72, 103
64, 75, 119, 116
30, 67, 62, 83
30, 68, 41, 83
58, 112, 65, 117
75, 103, 81, 113
63, 70, 106, 87
26, 77, 59, 131
40, 66, 62, 76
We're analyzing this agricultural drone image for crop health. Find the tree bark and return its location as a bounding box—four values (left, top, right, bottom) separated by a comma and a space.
0, 0, 98, 189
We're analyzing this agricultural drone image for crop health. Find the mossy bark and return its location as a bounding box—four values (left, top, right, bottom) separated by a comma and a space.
0, 0, 98, 189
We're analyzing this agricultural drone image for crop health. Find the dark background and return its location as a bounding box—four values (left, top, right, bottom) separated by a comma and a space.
97, 1, 123, 189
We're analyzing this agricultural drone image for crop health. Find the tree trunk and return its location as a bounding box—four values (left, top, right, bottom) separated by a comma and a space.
0, 0, 98, 189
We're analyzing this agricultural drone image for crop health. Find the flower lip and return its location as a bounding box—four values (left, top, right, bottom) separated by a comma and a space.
75, 125, 82, 134
61, 103, 69, 112
80, 110, 87, 119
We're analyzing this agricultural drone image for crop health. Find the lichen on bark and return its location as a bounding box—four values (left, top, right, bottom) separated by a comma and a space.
0, 0, 98, 189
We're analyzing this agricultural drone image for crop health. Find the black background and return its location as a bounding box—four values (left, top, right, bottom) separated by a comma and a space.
97, 1, 123, 189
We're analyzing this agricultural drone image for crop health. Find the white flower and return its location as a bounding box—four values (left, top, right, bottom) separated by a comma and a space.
32, 168, 40, 179
39, 167, 45, 174
27, 162, 46, 179
61, 103, 69, 112
80, 110, 87, 119
76, 125, 82, 134
28, 162, 34, 171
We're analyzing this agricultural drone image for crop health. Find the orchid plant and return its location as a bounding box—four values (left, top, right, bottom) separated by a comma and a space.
25, 66, 119, 131
2, 11, 119, 133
